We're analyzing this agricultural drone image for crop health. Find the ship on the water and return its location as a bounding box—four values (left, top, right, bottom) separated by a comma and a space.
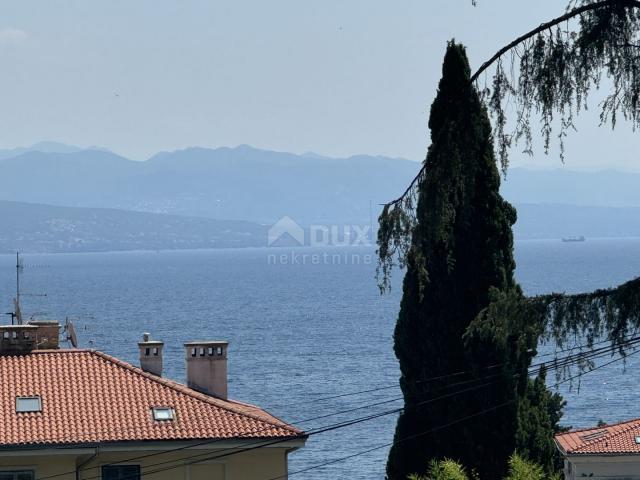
562, 236, 586, 242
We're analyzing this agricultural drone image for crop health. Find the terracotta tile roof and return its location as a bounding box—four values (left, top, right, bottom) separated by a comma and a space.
0, 349, 303, 447
555, 418, 640, 454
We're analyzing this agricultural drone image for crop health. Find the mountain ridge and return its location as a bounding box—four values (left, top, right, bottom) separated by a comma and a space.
2, 142, 640, 226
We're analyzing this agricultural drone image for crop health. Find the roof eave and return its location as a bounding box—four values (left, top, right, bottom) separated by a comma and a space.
0, 435, 308, 454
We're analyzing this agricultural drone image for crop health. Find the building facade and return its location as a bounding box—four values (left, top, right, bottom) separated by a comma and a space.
555, 417, 640, 480
0, 324, 305, 480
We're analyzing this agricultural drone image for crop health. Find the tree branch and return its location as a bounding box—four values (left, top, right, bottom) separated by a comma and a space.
382, 0, 640, 211
470, 0, 640, 83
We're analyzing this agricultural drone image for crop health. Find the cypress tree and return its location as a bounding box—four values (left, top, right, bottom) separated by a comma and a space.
386, 42, 522, 479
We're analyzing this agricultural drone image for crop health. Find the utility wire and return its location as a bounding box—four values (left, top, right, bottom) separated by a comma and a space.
104, 346, 638, 480
34, 338, 640, 480
269, 334, 640, 408
43, 342, 639, 480
265, 347, 640, 480
22, 334, 640, 454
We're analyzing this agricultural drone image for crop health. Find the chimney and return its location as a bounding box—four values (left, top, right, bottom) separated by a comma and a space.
185, 341, 228, 399
28, 321, 60, 349
0, 326, 38, 354
138, 333, 163, 377
0, 321, 61, 354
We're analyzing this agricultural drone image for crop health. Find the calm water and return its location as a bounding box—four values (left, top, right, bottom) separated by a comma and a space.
1, 239, 640, 479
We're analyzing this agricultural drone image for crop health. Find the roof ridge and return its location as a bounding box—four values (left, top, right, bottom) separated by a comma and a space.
90, 350, 302, 436
10, 348, 91, 354
556, 417, 640, 437
573, 419, 640, 453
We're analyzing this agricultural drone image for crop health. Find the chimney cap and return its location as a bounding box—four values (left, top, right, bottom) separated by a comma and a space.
138, 340, 164, 346
1, 325, 38, 330
184, 340, 228, 346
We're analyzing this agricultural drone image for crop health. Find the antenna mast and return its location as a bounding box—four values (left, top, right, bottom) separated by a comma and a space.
15, 252, 22, 325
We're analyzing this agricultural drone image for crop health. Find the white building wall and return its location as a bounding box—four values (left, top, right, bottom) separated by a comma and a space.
566, 455, 640, 480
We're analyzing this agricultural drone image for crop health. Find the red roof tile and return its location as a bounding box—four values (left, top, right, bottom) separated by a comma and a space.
555, 418, 640, 454
0, 349, 303, 447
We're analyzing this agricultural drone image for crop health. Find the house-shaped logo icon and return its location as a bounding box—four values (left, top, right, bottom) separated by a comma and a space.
267, 216, 305, 247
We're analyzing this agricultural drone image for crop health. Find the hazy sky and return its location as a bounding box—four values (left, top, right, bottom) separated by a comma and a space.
1, 0, 639, 170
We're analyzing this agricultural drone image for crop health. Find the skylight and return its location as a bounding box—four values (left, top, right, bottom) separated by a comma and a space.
152, 407, 175, 421
635, 436, 640, 445
16, 396, 42, 413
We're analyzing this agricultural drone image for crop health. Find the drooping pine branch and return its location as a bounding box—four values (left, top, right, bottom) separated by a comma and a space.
378, 0, 640, 294
471, 0, 640, 83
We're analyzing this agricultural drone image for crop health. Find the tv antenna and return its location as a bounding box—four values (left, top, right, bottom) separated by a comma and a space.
13, 252, 47, 325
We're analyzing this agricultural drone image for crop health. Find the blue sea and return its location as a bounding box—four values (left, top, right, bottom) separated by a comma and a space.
1, 239, 640, 479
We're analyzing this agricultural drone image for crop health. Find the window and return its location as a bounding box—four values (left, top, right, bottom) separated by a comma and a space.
101, 466, 140, 480
0, 472, 34, 480
152, 406, 175, 421
16, 396, 41, 413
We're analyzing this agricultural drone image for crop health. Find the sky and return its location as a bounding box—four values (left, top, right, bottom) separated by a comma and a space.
1, 0, 640, 170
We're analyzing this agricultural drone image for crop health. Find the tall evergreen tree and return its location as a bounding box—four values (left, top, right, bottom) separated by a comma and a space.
384, 42, 551, 479
381, 1, 640, 477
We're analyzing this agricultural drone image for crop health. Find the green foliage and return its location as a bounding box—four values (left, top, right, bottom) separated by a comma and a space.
540, 276, 640, 351
479, 0, 640, 170
515, 366, 567, 474
462, 290, 567, 474
379, 1, 640, 287
409, 455, 560, 480
504, 453, 562, 480
408, 459, 471, 480
379, 2, 640, 479
384, 42, 560, 480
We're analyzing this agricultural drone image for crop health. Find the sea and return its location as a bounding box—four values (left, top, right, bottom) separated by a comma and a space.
1, 238, 640, 479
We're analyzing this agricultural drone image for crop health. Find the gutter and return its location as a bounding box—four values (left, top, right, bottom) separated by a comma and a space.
76, 446, 99, 480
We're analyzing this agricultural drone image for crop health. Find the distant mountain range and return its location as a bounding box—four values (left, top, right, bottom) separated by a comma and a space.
2, 142, 640, 252
0, 144, 419, 225
0, 141, 113, 161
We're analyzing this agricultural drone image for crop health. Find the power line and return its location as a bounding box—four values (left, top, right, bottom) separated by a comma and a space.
268, 401, 517, 480
42, 342, 639, 480
268, 334, 640, 409
33, 337, 640, 480
264, 347, 640, 480
11, 334, 635, 453
112, 345, 635, 480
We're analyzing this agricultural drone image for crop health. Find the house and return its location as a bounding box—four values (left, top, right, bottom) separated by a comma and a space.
555, 418, 640, 479
0, 322, 306, 480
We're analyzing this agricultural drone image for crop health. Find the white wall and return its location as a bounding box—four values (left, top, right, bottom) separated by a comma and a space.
566, 454, 640, 480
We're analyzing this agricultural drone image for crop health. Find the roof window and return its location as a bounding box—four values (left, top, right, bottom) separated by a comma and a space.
152, 406, 175, 421
16, 396, 42, 413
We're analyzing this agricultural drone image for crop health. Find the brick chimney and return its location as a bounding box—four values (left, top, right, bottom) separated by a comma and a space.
185, 341, 228, 399
0, 321, 60, 354
138, 333, 163, 377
